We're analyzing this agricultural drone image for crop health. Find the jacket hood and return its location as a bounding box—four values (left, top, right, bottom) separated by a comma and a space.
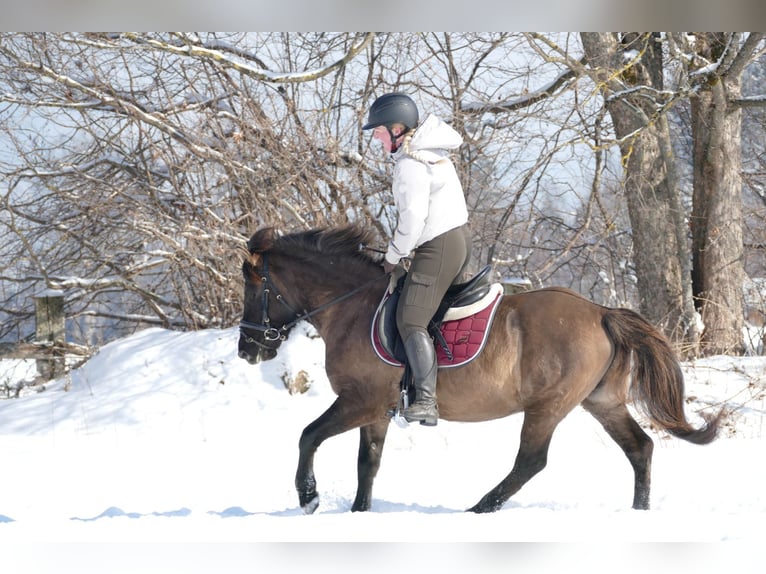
396, 114, 462, 163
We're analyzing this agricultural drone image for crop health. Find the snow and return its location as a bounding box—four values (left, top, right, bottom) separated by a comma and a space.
0, 322, 764, 572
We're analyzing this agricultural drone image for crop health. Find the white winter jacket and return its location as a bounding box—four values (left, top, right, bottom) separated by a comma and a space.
384, 114, 469, 266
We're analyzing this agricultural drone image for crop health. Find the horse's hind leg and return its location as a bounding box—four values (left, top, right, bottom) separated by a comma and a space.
351, 419, 390, 512
582, 399, 654, 509
468, 410, 561, 513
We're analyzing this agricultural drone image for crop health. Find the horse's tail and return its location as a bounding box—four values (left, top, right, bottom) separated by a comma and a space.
602, 308, 722, 445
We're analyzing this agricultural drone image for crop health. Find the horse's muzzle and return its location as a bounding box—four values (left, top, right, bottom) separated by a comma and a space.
238, 348, 261, 365
238, 334, 279, 364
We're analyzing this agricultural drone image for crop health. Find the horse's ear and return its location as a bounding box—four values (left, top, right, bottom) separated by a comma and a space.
236, 243, 248, 263
249, 252, 262, 268
247, 227, 280, 254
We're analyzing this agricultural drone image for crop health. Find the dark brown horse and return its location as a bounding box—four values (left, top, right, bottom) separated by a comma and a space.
238, 225, 721, 514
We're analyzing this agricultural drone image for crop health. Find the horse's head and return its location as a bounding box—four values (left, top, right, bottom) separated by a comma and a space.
238, 228, 297, 364
238, 224, 383, 364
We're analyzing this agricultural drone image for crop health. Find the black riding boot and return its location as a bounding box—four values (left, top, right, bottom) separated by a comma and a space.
401, 331, 439, 426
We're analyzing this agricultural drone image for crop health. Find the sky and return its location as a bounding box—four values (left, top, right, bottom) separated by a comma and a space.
0, 321, 764, 572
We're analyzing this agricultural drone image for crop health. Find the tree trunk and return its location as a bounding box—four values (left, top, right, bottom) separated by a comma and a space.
621, 129, 687, 340
690, 33, 746, 355
581, 33, 696, 348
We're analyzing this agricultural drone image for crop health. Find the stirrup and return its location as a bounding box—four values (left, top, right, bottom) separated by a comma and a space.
387, 387, 411, 428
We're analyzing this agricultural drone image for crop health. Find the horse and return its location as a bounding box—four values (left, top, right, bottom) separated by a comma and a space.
237, 225, 722, 514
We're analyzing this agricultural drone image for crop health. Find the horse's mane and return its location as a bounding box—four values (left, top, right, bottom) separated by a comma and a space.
248, 224, 381, 266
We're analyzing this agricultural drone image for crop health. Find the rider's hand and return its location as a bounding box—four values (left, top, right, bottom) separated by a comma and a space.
384, 260, 405, 294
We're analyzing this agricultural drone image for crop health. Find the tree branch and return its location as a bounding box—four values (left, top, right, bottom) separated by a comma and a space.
461, 67, 579, 115
120, 32, 376, 83
723, 32, 765, 79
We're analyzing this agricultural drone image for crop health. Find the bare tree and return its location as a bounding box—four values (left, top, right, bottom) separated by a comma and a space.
684, 32, 765, 354
574, 32, 766, 355
0, 33, 373, 345
576, 33, 698, 351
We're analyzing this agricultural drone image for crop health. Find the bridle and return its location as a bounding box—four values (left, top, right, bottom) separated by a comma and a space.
239, 252, 387, 351
239, 253, 300, 348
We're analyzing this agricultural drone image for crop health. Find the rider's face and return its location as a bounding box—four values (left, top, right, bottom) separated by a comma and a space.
372, 125, 404, 153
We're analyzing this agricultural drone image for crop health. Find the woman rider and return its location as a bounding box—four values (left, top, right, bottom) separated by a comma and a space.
363, 93, 472, 426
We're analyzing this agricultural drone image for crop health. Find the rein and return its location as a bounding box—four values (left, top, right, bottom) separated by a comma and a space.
240, 252, 388, 345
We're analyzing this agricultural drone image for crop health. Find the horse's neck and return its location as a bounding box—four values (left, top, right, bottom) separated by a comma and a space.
283, 261, 378, 334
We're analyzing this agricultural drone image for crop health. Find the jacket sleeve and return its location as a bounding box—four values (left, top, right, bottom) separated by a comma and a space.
385, 158, 431, 265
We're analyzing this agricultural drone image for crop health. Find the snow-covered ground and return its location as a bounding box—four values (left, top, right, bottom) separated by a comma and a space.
1, 323, 764, 572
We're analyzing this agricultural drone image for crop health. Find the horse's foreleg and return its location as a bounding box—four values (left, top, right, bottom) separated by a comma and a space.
468, 411, 559, 513
295, 423, 322, 514
351, 420, 390, 512
582, 400, 654, 509
295, 398, 365, 514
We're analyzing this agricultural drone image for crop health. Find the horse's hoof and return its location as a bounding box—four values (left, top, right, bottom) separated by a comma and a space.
301, 494, 320, 515
467, 499, 498, 513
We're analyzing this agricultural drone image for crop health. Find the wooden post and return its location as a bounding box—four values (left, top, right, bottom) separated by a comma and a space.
34, 290, 65, 379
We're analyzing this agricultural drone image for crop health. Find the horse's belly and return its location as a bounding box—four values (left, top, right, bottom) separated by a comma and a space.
436, 373, 524, 422
440, 404, 523, 423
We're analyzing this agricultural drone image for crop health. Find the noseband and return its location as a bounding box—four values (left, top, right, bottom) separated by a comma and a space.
239, 253, 387, 350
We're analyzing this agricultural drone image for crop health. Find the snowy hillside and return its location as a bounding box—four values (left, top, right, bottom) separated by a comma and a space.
0, 323, 764, 572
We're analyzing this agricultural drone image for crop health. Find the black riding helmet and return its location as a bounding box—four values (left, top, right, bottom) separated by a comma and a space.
362, 93, 419, 131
